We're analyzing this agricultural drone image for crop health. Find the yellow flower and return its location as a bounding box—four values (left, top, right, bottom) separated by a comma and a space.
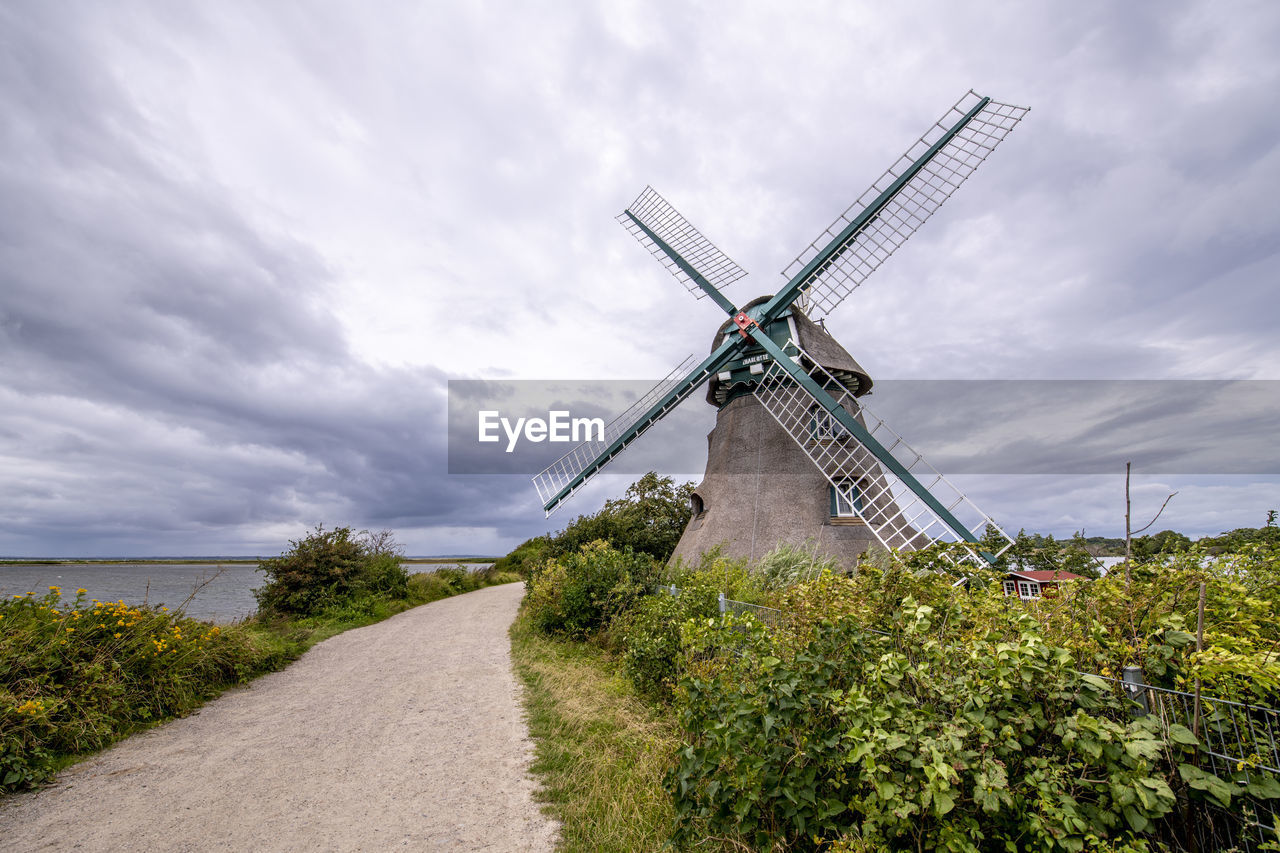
49, 585, 60, 592
76, 588, 87, 595
114, 632, 122, 638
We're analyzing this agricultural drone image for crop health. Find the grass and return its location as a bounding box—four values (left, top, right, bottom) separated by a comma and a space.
1, 567, 518, 795
510, 612, 687, 853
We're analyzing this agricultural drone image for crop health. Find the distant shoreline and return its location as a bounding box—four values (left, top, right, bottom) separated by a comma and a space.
0, 556, 498, 566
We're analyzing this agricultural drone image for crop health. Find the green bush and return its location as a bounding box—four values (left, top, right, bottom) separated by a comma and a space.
525, 541, 660, 640
492, 536, 552, 577
669, 602, 1179, 852
621, 549, 759, 702
1, 588, 284, 793
254, 526, 410, 617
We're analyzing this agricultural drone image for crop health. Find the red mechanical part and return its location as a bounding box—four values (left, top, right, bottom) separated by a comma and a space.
732, 311, 760, 339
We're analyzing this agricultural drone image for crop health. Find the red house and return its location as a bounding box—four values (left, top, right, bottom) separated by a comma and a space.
1003, 570, 1085, 600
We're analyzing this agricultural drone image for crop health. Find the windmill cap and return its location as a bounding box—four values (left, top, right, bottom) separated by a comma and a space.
707, 295, 873, 406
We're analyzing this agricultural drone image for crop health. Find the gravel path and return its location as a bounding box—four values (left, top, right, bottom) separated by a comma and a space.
0, 582, 558, 852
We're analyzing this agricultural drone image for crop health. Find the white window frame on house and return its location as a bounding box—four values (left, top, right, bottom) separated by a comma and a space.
1003, 580, 1017, 596
1017, 580, 1041, 600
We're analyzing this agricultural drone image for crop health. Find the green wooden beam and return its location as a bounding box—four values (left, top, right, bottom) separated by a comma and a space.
746, 328, 990, 559
622, 211, 739, 317
542, 334, 747, 514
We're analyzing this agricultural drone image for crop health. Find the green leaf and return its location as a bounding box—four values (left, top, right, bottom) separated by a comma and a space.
934, 788, 956, 816
1245, 774, 1280, 800
1179, 764, 1234, 808
1166, 723, 1198, 745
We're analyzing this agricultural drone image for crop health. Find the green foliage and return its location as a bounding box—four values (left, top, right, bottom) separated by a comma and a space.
982, 527, 1104, 579
509, 612, 690, 853
407, 565, 520, 605
669, 602, 1178, 852
492, 535, 553, 577
1021, 543, 1280, 704
1, 588, 288, 793
621, 550, 760, 703
519, 472, 694, 566
1130, 530, 1192, 564
2, 527, 514, 797
525, 541, 661, 640
253, 525, 410, 617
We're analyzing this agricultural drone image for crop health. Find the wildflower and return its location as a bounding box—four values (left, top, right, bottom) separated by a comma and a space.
76, 588, 87, 595
49, 585, 60, 592
114, 632, 122, 638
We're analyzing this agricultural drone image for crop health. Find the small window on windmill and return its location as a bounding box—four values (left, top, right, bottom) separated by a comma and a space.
829, 480, 862, 518
809, 406, 851, 442
689, 493, 707, 522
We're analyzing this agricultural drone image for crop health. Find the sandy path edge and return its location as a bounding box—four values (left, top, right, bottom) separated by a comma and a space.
0, 582, 559, 852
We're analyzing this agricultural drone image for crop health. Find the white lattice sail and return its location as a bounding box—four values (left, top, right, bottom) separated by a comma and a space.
619, 186, 748, 299
533, 354, 707, 514
787, 91, 1029, 319
752, 342, 1014, 562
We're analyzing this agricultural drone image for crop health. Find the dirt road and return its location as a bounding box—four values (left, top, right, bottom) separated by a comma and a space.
0, 582, 558, 851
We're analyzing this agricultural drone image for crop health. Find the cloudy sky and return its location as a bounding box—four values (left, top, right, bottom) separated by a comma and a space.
2, 1, 1278, 557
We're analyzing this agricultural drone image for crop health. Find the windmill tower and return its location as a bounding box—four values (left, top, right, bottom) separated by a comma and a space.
533, 91, 1028, 566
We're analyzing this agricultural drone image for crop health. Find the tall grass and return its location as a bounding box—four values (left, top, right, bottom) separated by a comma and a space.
510, 612, 703, 853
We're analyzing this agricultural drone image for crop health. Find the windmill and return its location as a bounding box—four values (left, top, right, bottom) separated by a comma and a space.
533, 91, 1027, 566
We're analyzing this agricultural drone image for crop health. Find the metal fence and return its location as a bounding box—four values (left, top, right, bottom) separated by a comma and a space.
657, 585, 1280, 850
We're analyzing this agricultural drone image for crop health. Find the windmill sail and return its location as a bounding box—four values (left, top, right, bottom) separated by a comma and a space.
785, 91, 1028, 320
619, 187, 748, 302
752, 342, 1014, 562
533, 351, 724, 515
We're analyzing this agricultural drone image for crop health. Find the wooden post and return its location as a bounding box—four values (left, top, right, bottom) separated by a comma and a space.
1124, 462, 1132, 589
1184, 581, 1207, 853
1193, 582, 1206, 741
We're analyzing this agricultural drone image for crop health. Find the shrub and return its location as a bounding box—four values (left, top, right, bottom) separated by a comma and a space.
1, 588, 281, 793
253, 525, 410, 617
524, 541, 660, 640
492, 536, 552, 577
669, 602, 1179, 852
621, 549, 759, 702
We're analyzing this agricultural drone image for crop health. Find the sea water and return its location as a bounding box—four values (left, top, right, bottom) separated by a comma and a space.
0, 562, 493, 625
0, 563, 264, 624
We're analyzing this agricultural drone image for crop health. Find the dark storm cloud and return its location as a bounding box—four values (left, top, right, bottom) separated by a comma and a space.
2, 1, 1278, 555
0, 5, 528, 554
